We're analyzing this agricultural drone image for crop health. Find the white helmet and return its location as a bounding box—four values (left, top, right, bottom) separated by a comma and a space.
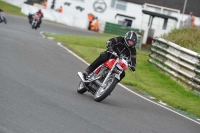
124, 31, 138, 48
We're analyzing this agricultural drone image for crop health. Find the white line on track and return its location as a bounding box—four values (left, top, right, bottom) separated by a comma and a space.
40, 31, 46, 38
41, 31, 200, 125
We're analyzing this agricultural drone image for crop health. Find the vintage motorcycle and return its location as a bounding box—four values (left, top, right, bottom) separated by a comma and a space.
31, 14, 40, 29
0, 11, 7, 24
77, 51, 133, 102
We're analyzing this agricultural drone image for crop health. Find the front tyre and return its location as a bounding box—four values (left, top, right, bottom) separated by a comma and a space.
77, 81, 87, 94
94, 76, 118, 102
34, 22, 38, 30
32, 22, 35, 29
3, 17, 7, 24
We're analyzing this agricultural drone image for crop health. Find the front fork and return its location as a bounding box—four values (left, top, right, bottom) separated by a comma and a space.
100, 58, 119, 87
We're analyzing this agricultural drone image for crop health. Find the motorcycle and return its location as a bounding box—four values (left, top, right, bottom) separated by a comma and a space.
77, 51, 133, 102
31, 14, 40, 29
0, 11, 7, 24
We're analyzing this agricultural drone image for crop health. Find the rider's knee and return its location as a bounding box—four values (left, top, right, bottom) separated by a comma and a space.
100, 51, 109, 60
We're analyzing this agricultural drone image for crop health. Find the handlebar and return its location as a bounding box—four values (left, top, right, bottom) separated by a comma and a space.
107, 50, 135, 73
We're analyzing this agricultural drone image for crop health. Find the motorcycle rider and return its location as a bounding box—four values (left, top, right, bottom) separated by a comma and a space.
35, 9, 43, 27
29, 9, 44, 27
82, 31, 137, 82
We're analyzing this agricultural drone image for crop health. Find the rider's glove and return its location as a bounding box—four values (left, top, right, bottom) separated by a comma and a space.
106, 41, 111, 48
106, 41, 114, 52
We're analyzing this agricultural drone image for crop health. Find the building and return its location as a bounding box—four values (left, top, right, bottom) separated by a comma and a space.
123, 0, 200, 17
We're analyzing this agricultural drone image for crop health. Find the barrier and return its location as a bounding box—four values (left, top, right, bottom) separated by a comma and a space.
104, 22, 139, 35
21, 3, 88, 29
149, 37, 200, 92
21, 3, 142, 48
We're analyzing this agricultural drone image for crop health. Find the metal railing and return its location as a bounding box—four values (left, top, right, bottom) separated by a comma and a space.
149, 37, 200, 91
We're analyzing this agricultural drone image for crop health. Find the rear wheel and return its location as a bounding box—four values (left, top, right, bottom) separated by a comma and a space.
94, 76, 118, 102
77, 81, 87, 94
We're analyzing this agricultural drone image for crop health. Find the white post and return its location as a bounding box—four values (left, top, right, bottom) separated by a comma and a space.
180, 0, 188, 28
182, 0, 188, 15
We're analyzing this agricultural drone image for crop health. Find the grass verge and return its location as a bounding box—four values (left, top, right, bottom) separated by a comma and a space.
45, 34, 200, 118
0, 1, 25, 16
162, 28, 200, 53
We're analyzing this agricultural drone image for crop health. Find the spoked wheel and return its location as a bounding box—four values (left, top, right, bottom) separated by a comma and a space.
94, 76, 118, 102
77, 81, 87, 94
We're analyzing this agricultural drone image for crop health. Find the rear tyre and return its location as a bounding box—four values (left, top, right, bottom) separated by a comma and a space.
77, 81, 87, 94
94, 76, 118, 102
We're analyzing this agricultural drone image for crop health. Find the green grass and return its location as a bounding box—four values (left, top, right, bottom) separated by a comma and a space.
46, 34, 200, 118
0, 0, 25, 16
162, 28, 200, 53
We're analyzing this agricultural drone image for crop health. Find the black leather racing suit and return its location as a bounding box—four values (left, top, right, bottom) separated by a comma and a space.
85, 36, 136, 81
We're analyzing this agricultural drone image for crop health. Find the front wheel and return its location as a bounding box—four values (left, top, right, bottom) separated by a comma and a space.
77, 81, 87, 94
94, 76, 118, 102
3, 17, 7, 24
32, 22, 35, 29
34, 22, 38, 30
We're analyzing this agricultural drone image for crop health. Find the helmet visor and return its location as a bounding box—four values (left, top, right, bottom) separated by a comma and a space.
127, 39, 135, 47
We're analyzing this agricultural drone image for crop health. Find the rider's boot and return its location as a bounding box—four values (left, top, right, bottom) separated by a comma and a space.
82, 66, 94, 80
82, 71, 88, 80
